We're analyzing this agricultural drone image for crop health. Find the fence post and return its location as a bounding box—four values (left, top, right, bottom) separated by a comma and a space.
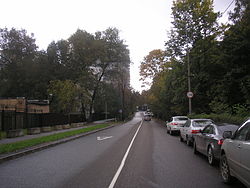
0, 110, 3, 139
40, 114, 43, 127
2, 109, 4, 132
14, 109, 17, 130
68, 113, 71, 125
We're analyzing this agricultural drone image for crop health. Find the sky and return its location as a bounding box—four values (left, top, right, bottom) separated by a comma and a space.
1, 0, 235, 92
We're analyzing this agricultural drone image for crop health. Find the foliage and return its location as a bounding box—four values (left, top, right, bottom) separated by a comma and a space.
139, 49, 167, 87
0, 26, 135, 121
141, 0, 250, 121
188, 113, 248, 125
166, 0, 220, 58
48, 80, 79, 114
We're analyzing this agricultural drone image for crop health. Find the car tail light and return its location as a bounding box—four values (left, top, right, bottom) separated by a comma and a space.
218, 139, 224, 145
191, 130, 200, 134
170, 122, 178, 126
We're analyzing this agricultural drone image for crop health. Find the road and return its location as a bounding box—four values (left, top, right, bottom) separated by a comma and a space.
0, 112, 246, 188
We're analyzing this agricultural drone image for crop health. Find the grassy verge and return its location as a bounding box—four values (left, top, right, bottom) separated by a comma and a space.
0, 132, 7, 140
0, 123, 113, 154
188, 113, 249, 125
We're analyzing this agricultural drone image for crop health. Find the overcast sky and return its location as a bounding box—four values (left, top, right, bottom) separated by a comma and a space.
1, 0, 235, 92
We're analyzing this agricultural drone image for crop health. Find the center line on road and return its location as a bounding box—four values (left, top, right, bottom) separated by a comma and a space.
108, 120, 143, 188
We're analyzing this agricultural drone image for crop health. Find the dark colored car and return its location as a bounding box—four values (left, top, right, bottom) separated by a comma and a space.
193, 123, 238, 165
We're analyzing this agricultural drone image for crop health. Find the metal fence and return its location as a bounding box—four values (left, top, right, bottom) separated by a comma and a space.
0, 110, 85, 131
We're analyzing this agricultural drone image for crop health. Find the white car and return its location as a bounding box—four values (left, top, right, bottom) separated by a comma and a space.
166, 116, 189, 135
220, 119, 250, 187
180, 119, 213, 146
144, 114, 151, 121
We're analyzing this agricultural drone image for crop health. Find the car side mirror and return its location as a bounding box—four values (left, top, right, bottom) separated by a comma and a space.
223, 131, 233, 139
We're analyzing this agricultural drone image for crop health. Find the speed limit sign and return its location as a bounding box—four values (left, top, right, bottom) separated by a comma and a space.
187, 92, 194, 98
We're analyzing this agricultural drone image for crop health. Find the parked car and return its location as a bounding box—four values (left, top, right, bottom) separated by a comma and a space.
220, 119, 250, 187
166, 116, 189, 135
144, 114, 151, 121
180, 119, 214, 146
193, 123, 238, 165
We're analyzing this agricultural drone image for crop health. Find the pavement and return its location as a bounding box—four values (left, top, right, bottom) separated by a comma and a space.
0, 118, 119, 163
0, 113, 245, 188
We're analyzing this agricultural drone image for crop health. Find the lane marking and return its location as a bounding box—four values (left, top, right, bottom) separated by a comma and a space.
108, 120, 143, 188
97, 136, 113, 141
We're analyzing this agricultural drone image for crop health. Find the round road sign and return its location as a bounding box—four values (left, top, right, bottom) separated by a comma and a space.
187, 91, 194, 98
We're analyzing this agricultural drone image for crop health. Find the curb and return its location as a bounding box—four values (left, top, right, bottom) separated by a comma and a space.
0, 123, 120, 164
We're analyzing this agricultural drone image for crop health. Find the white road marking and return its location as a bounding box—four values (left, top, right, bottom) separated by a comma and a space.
108, 120, 143, 188
97, 136, 113, 141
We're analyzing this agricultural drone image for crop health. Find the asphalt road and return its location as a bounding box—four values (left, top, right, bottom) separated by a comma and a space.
0, 112, 246, 188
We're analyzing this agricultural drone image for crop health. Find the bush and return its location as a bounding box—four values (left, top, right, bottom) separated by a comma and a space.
188, 113, 248, 125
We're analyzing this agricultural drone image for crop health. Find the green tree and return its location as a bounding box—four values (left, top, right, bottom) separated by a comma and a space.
0, 28, 46, 98
166, 0, 220, 58
87, 28, 130, 121
143, 0, 222, 118
217, 0, 250, 110
48, 80, 79, 114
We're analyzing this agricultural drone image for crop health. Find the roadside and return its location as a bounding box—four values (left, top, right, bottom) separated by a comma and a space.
0, 119, 121, 163
0, 118, 115, 145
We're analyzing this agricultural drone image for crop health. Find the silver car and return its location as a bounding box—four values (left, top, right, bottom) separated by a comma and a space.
144, 114, 151, 121
180, 119, 213, 146
166, 116, 189, 135
193, 123, 238, 165
220, 119, 250, 187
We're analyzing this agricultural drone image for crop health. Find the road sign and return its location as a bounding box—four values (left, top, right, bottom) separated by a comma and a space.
187, 91, 194, 98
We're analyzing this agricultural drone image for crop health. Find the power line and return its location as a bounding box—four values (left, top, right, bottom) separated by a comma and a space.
222, 0, 235, 15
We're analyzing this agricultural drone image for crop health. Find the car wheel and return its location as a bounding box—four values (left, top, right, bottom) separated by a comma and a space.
170, 129, 173, 135
220, 154, 233, 184
207, 146, 215, 165
193, 141, 198, 154
186, 136, 191, 146
180, 135, 183, 142
167, 128, 169, 134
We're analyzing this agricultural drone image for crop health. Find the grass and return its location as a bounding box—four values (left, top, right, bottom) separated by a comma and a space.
0, 132, 7, 140
0, 123, 113, 154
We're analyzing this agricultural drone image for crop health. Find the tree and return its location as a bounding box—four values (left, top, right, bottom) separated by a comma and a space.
48, 80, 79, 114
0, 28, 44, 98
87, 28, 130, 121
166, 0, 220, 58
217, 0, 250, 110
143, 0, 223, 118
139, 49, 168, 87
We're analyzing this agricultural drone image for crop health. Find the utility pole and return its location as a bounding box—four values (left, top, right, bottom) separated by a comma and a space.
186, 27, 192, 115
187, 49, 192, 114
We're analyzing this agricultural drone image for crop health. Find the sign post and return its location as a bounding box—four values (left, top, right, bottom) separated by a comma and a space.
187, 92, 193, 99
187, 91, 193, 114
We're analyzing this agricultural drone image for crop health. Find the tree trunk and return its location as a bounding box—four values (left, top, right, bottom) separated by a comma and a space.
88, 65, 107, 122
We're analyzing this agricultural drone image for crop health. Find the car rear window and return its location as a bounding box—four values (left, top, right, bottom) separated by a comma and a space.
175, 117, 188, 121
217, 124, 239, 135
193, 120, 212, 127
